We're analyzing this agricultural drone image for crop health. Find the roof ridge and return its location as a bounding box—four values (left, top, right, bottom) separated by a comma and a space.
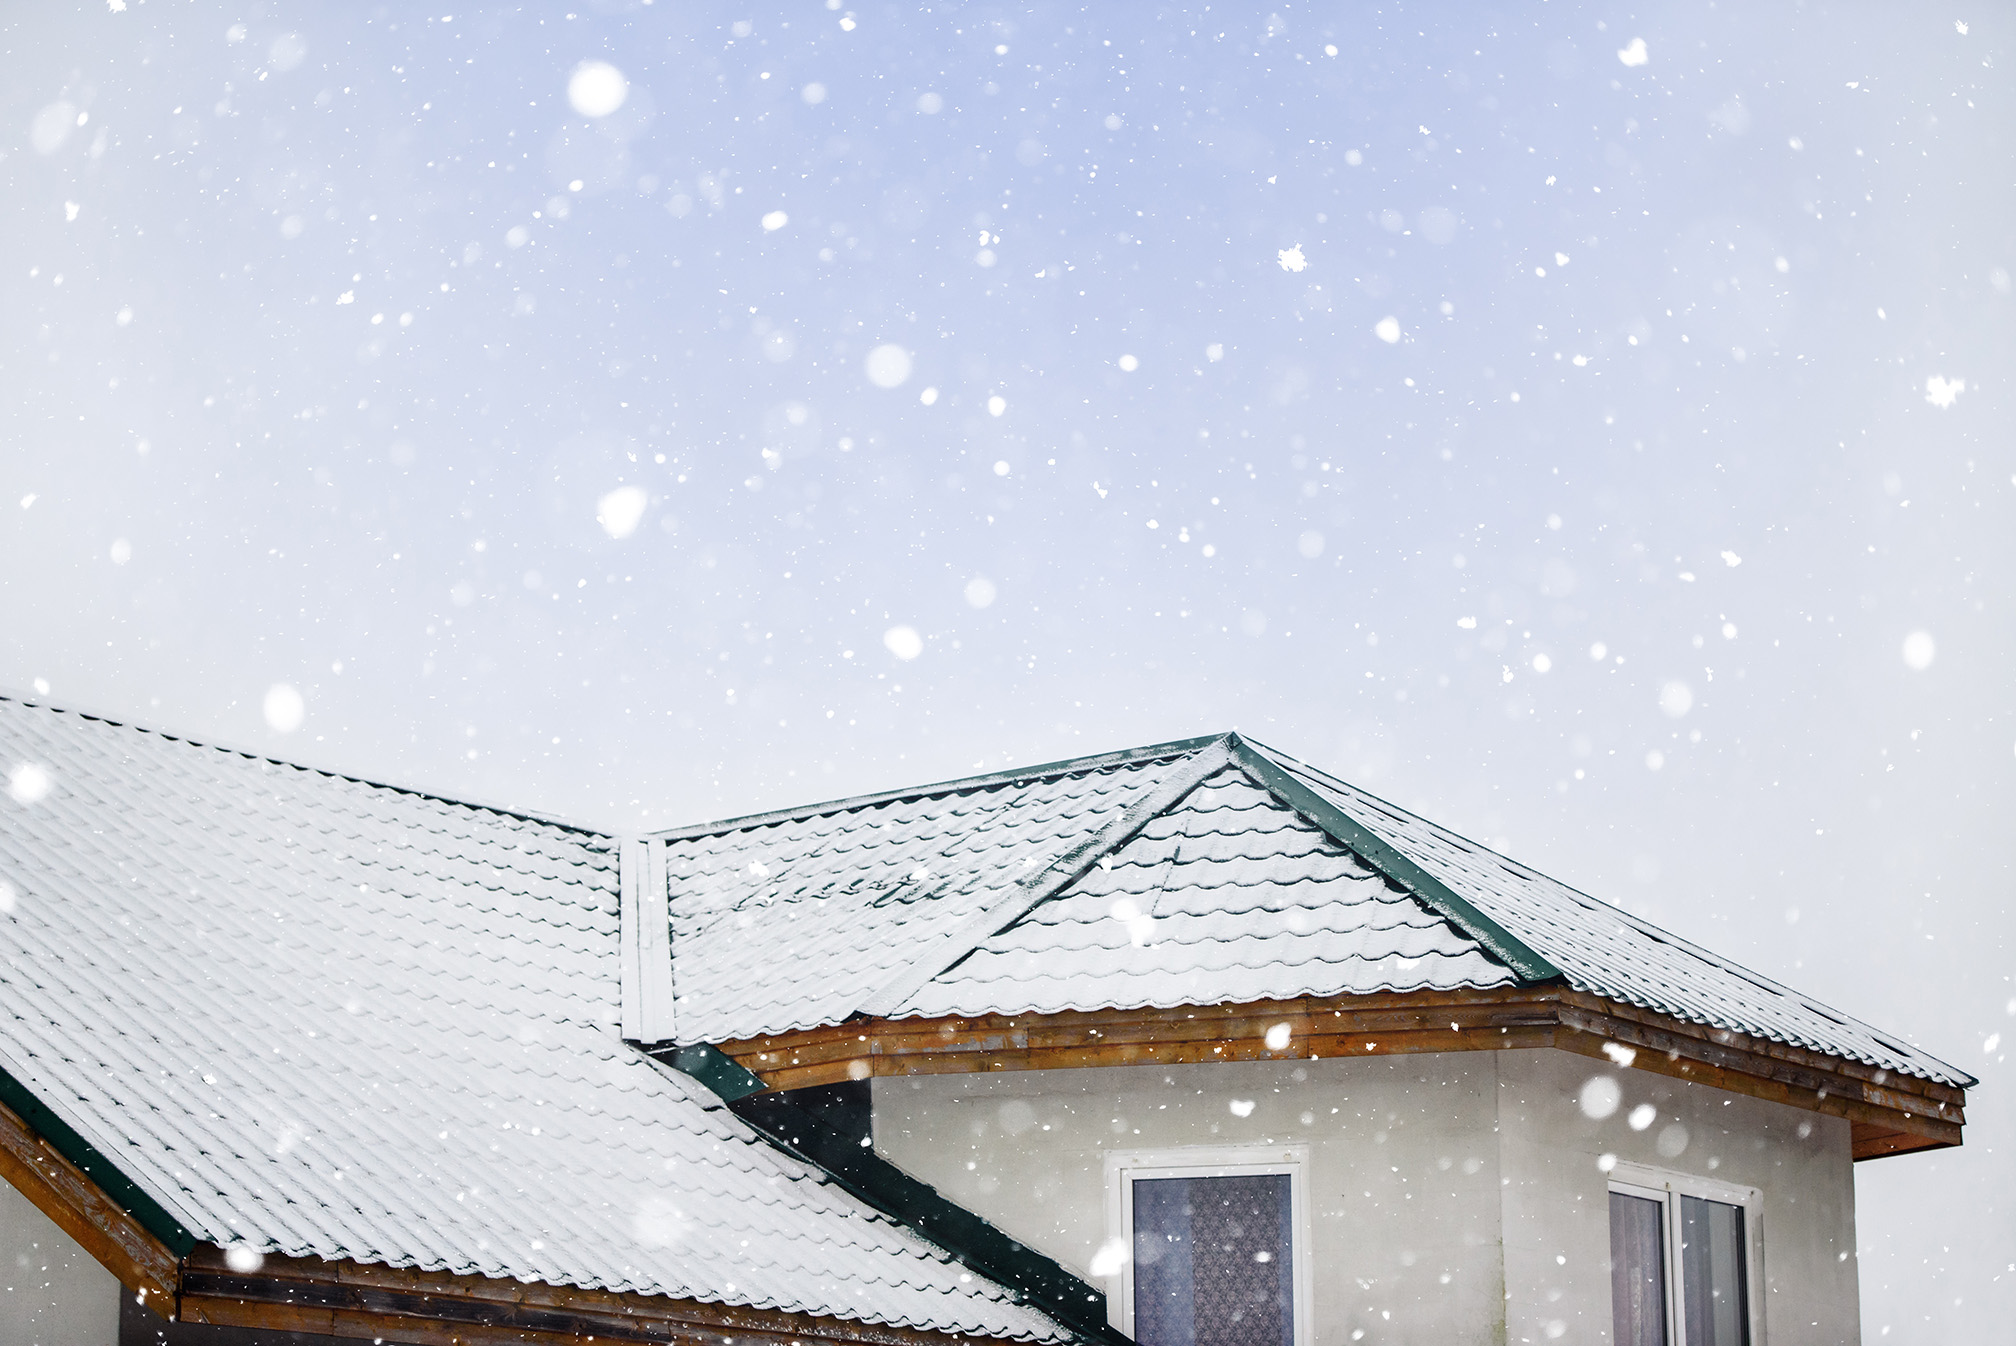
0, 690, 605, 839
646, 733, 1230, 842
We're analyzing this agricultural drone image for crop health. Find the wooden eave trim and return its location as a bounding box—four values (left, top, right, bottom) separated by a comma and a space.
0, 1095, 180, 1318
1549, 987, 1969, 1108
717, 987, 1966, 1158
0, 1095, 1058, 1345
1848, 1125, 1950, 1162
178, 1248, 1050, 1346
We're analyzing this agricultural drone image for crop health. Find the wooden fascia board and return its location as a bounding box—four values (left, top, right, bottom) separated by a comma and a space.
1850, 1125, 1950, 1161
1545, 1005, 1964, 1148
178, 1247, 1052, 1346
0, 1095, 181, 1318
1548, 988, 1969, 1109
718, 988, 1965, 1157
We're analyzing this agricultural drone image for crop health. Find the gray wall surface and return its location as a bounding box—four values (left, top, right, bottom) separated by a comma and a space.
0, 1176, 118, 1346
874, 1047, 1861, 1345
1496, 1049, 1859, 1346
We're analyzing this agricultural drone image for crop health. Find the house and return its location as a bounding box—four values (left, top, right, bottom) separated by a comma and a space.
0, 700, 1969, 1346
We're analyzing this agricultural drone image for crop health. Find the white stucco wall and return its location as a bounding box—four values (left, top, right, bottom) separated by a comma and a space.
874, 1054, 1511, 1345
1496, 1049, 1859, 1346
872, 1047, 1861, 1346
0, 1175, 119, 1346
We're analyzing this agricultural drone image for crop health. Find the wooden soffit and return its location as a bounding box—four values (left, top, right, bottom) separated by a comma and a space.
716, 985, 1966, 1163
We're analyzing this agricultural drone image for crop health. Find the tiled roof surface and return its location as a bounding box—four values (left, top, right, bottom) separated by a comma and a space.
0, 697, 1069, 1342
897, 769, 1515, 1019
658, 734, 1969, 1089
661, 752, 1203, 1044
1247, 741, 1969, 1086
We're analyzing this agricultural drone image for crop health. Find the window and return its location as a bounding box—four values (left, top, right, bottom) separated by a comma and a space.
1104, 1147, 1312, 1346
1608, 1161, 1761, 1346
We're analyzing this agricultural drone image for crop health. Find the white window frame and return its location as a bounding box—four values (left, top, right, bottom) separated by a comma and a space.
1102, 1145, 1314, 1346
1607, 1159, 1767, 1346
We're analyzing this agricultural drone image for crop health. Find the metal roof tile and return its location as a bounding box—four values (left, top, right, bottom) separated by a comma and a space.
1244, 740, 1970, 1087
655, 734, 1967, 1090
0, 697, 1071, 1342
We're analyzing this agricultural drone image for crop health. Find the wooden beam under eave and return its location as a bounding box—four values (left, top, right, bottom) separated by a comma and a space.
1851, 1123, 1952, 1161
719, 988, 1967, 1161
1548, 1022, 1962, 1152
0, 1096, 179, 1317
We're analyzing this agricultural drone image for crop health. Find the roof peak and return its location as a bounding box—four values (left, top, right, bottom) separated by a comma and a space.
645, 731, 1246, 842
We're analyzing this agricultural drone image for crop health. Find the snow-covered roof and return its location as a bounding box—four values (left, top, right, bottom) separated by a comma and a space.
0, 696, 1071, 1342
653, 732, 1971, 1090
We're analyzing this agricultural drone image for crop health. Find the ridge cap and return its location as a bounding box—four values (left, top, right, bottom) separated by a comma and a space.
646, 733, 1233, 843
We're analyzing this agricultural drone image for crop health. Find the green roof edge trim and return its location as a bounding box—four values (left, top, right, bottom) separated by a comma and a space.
0, 1059, 199, 1257
659, 1045, 1128, 1346
1224, 735, 1564, 984
663, 1043, 768, 1102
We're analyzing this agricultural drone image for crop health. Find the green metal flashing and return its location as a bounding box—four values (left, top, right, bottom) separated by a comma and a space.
660, 1046, 1127, 1346
1225, 736, 1563, 984
663, 1043, 769, 1103
0, 1059, 199, 1256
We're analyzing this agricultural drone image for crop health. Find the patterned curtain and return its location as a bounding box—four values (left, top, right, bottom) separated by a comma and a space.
1133, 1174, 1293, 1346
1610, 1192, 1668, 1346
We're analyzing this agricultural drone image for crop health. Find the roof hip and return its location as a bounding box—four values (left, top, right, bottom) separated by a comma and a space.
1220, 734, 1562, 984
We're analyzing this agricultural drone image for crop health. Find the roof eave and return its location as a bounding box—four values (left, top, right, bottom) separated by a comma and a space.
710, 984, 1969, 1161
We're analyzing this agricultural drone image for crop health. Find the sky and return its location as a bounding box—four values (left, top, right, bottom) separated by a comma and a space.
2, 1, 2011, 1338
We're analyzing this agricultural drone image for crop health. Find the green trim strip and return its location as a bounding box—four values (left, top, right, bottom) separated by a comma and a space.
664, 1043, 769, 1102
664, 1045, 1126, 1346
0, 1059, 198, 1256
1225, 736, 1562, 984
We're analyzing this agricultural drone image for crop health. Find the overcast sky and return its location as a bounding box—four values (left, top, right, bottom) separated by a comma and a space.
2, 2, 2010, 1337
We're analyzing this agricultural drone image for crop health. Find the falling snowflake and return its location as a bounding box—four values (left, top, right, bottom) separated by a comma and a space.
1276, 244, 1307, 273
1924, 375, 1965, 408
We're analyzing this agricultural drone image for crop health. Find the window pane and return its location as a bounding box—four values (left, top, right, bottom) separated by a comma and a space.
1133, 1174, 1293, 1346
1680, 1197, 1750, 1346
1610, 1192, 1669, 1346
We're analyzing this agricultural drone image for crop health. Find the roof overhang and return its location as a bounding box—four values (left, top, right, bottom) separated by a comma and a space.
715, 986, 1966, 1162
175, 1248, 1034, 1346
0, 1093, 1057, 1346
